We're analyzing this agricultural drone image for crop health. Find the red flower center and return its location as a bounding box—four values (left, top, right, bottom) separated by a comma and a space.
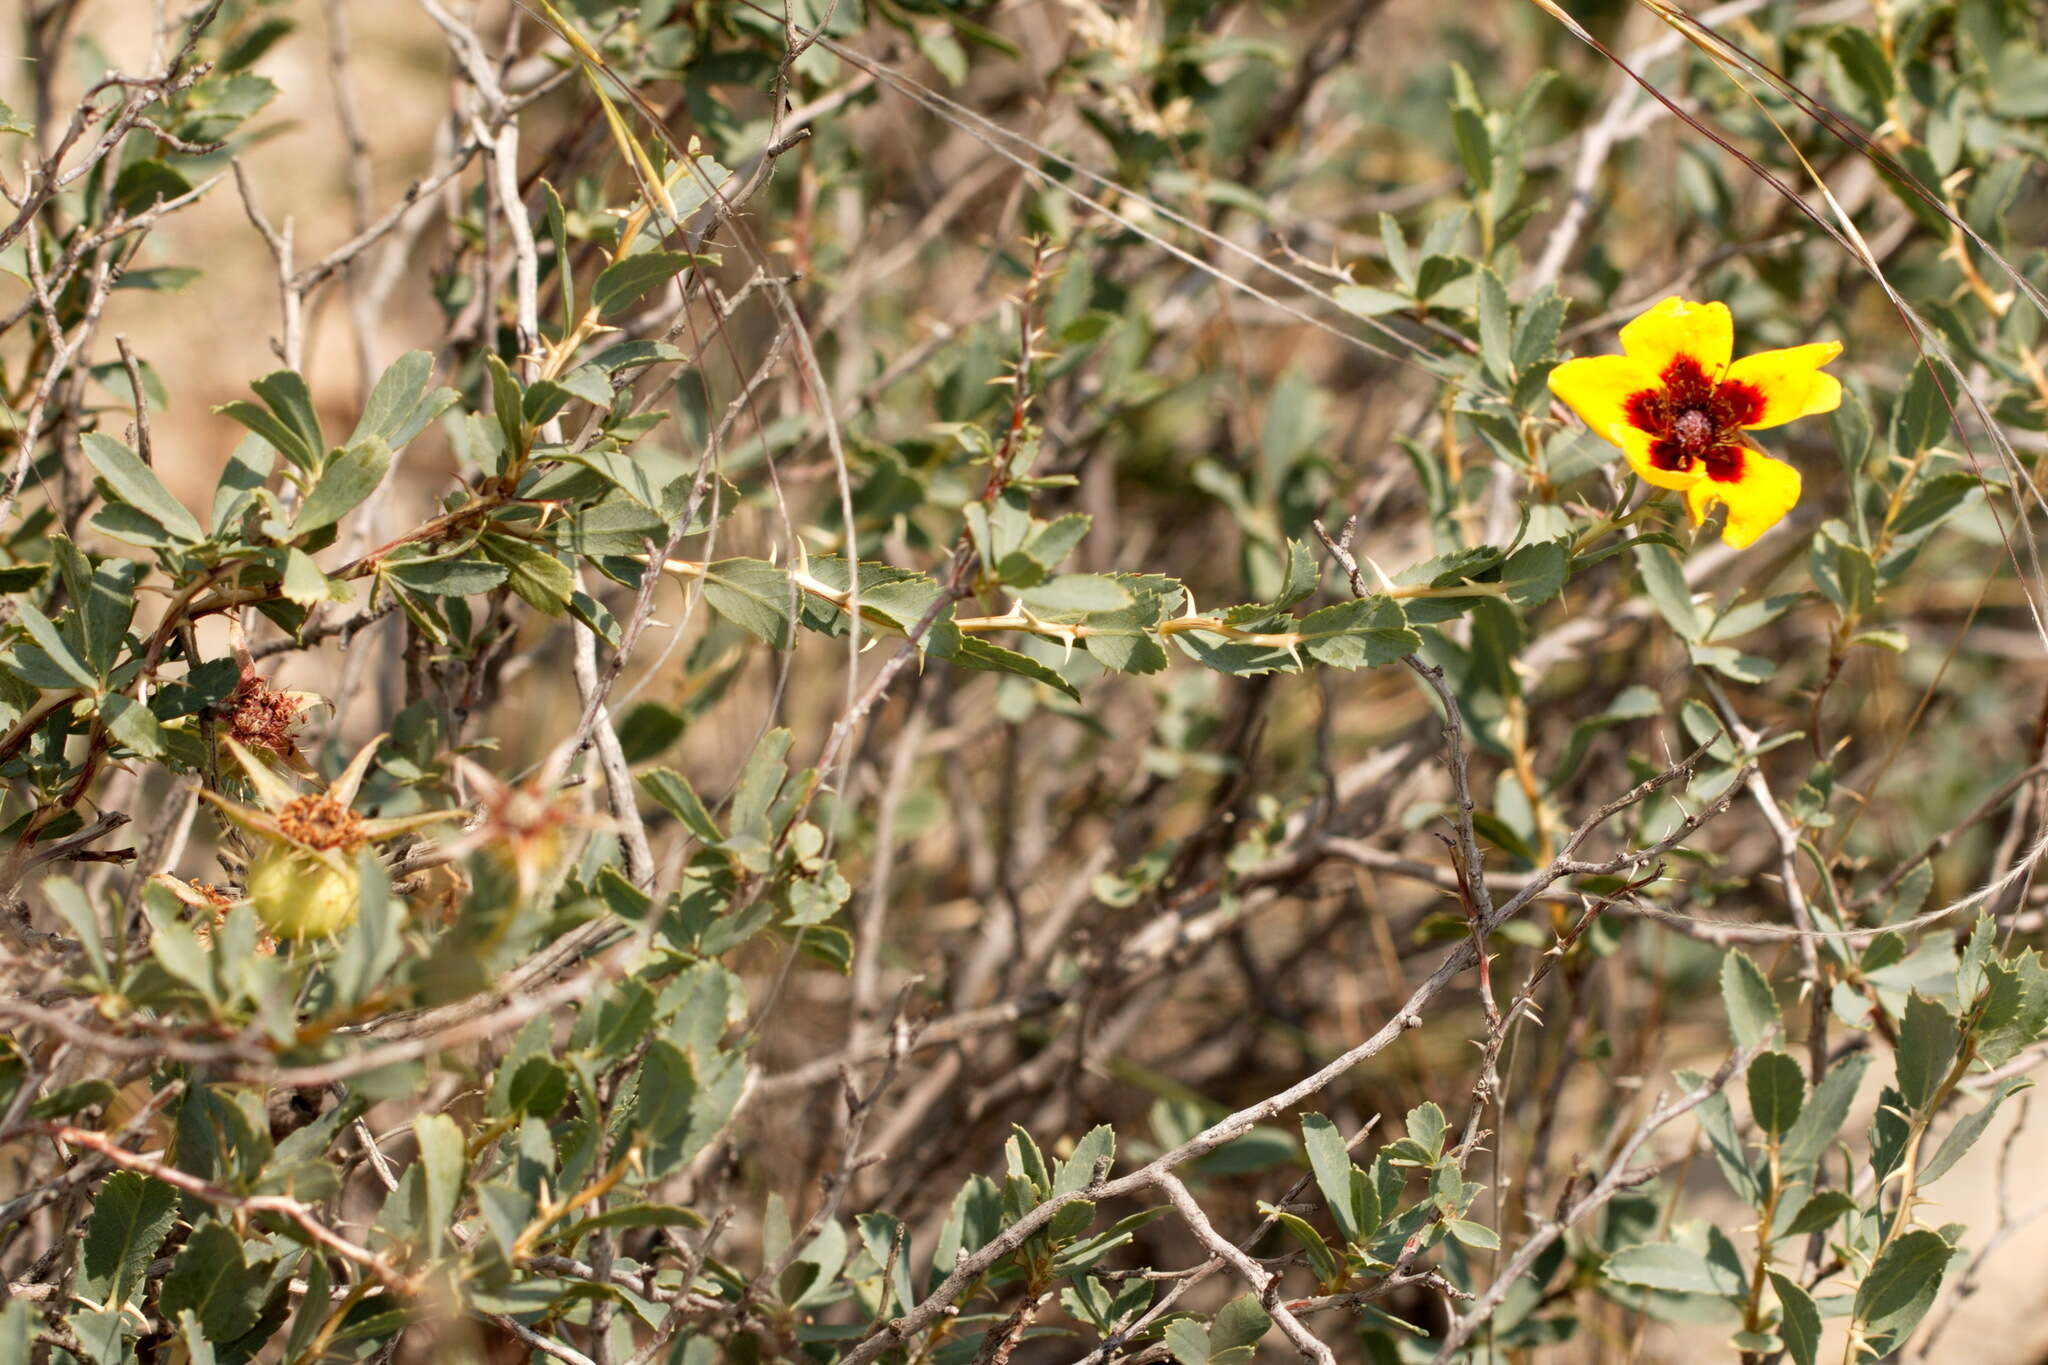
1622, 356, 1765, 483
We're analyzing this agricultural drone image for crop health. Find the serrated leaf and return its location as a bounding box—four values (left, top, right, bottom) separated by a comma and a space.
478, 533, 574, 616
639, 767, 723, 843
1720, 950, 1780, 1051
950, 636, 1080, 699
1782, 1051, 1870, 1171
700, 558, 795, 648
1478, 269, 1513, 383
1919, 1078, 2031, 1185
1896, 992, 1959, 1110
1299, 595, 1419, 669
159, 1221, 262, 1342
1854, 1228, 1950, 1339
80, 1172, 179, 1308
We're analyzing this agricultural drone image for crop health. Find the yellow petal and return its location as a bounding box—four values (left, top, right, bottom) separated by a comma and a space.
1722, 342, 1844, 429
1611, 422, 1704, 491
1619, 297, 1733, 376
1547, 355, 1659, 440
1684, 448, 1802, 549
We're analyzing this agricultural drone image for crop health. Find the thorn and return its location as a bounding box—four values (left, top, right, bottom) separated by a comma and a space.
1363, 555, 1399, 592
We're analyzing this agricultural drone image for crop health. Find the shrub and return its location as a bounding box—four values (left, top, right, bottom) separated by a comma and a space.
4, 2, 2048, 1363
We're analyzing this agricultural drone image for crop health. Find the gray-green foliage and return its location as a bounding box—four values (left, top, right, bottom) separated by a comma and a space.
5, 2, 2048, 1364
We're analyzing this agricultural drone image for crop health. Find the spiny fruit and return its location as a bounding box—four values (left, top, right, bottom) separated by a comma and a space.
198, 737, 462, 943
245, 846, 362, 941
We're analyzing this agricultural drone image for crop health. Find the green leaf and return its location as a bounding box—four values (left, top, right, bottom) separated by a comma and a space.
280, 547, 348, 607
1477, 269, 1513, 383
1770, 1272, 1821, 1365
1299, 596, 1419, 669
1407, 1101, 1448, 1160
1602, 1240, 1744, 1298
1447, 1218, 1500, 1249
1262, 1203, 1342, 1286
1211, 1295, 1271, 1355
1020, 574, 1132, 615
556, 1203, 708, 1246
1052, 1125, 1115, 1196
700, 558, 795, 648
1501, 539, 1568, 608
478, 533, 574, 616
950, 636, 1079, 699
486, 354, 527, 458
382, 556, 508, 597
1896, 992, 1959, 1111
332, 854, 400, 1009
593, 251, 701, 317
80, 1172, 179, 1308
1720, 950, 1780, 1052
1782, 1052, 1870, 1171
212, 434, 276, 534
159, 1220, 263, 1341
14, 600, 98, 688
102, 693, 166, 760
1854, 1228, 1951, 1340
1919, 1078, 2032, 1185
217, 369, 323, 471
414, 1113, 465, 1256
638, 767, 723, 843
1636, 542, 1701, 641
295, 437, 392, 536
112, 158, 192, 215
282, 1253, 330, 1362
1451, 106, 1492, 190
1165, 1318, 1211, 1365
1300, 1114, 1370, 1244
1334, 283, 1409, 317
1891, 471, 1980, 540
70, 1306, 128, 1365
0, 562, 49, 592
1890, 362, 1952, 458
81, 433, 204, 541
1782, 1190, 1857, 1237
349, 351, 457, 449
1746, 1051, 1805, 1137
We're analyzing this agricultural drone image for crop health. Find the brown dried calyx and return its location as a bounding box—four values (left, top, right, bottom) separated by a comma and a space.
276, 795, 367, 853
224, 665, 310, 760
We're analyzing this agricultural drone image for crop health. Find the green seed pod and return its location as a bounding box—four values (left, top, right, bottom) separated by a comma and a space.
244, 843, 362, 941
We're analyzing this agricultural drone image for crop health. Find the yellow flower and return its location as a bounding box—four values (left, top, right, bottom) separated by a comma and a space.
1547, 297, 1841, 549
199, 737, 459, 941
